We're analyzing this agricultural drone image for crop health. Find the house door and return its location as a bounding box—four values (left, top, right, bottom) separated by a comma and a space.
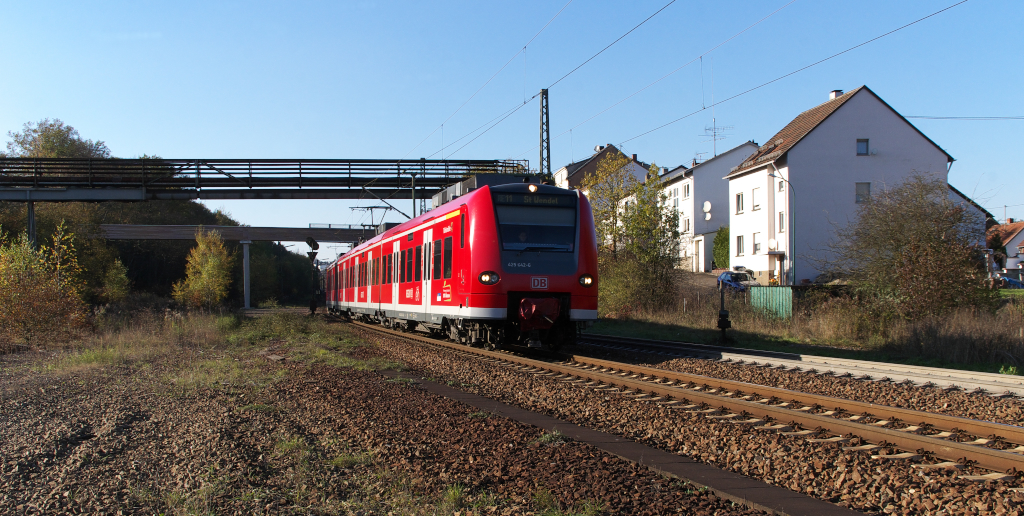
696, 239, 704, 272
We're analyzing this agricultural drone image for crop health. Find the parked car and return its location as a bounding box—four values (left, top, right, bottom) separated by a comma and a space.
1000, 276, 1024, 289
717, 271, 760, 292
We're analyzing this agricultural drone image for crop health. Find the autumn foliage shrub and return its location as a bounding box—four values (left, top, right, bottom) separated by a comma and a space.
172, 228, 234, 310
0, 222, 88, 349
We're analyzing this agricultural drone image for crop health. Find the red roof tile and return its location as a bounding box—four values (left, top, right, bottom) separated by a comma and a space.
728, 86, 953, 177
987, 221, 1024, 249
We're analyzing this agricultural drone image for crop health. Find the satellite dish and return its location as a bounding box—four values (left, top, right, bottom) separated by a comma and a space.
768, 238, 777, 250
704, 213, 711, 221
702, 201, 712, 213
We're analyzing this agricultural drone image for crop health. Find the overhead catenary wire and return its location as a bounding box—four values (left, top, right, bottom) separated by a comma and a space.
441, 0, 680, 159
618, 0, 972, 145
905, 116, 1024, 120
401, 0, 574, 160
514, 0, 799, 159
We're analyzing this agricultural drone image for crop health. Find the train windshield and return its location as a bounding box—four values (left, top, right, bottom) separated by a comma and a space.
494, 200, 576, 252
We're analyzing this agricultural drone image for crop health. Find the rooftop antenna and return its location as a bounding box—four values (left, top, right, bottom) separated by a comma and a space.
700, 58, 733, 156
699, 120, 733, 156
692, 151, 708, 166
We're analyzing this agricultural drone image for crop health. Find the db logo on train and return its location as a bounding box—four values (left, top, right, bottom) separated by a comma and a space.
531, 277, 548, 290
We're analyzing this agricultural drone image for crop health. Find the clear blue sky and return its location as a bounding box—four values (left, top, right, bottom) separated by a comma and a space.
1, 0, 1020, 260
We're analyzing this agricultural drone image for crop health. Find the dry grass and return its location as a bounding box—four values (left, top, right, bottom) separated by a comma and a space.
594, 284, 1024, 371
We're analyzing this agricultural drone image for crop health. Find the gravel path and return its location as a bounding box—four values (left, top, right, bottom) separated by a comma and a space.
357, 326, 1024, 515
0, 334, 763, 515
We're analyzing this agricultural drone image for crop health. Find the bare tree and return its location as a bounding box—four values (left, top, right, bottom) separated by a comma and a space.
821, 174, 996, 319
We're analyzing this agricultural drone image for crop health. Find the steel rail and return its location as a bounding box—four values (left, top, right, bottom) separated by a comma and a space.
350, 322, 1024, 473
565, 355, 1024, 445
581, 334, 1024, 396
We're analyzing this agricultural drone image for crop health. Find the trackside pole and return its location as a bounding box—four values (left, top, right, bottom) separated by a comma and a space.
241, 240, 252, 309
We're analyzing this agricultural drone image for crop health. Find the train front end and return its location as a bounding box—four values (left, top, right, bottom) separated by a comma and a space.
469, 182, 598, 350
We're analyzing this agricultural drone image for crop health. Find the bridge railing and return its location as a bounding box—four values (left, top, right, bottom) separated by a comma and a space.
0, 158, 529, 190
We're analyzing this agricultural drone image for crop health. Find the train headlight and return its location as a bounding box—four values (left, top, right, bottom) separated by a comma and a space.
527, 184, 538, 193
478, 271, 500, 285
579, 274, 594, 287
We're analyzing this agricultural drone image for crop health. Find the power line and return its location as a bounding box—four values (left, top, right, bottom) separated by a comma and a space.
514, 0, 799, 159
442, 0, 679, 159
425, 100, 536, 159
548, 0, 678, 89
401, 0, 574, 159
619, 0, 971, 145
906, 115, 1024, 120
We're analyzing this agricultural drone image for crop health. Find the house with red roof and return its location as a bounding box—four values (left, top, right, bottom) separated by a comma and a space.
553, 144, 651, 190
725, 86, 988, 285
988, 219, 1024, 271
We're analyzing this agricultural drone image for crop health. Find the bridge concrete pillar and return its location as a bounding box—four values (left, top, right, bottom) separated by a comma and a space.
27, 201, 36, 248
241, 240, 252, 309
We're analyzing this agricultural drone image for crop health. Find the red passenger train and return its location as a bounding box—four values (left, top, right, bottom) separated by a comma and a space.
325, 181, 598, 350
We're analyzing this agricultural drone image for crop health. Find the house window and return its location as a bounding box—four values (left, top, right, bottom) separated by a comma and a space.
856, 182, 871, 203
778, 180, 784, 192
857, 139, 869, 156
683, 183, 690, 198
778, 212, 785, 233
682, 218, 691, 233
673, 197, 679, 209
752, 187, 761, 211
735, 193, 744, 214
753, 233, 761, 254
736, 235, 744, 256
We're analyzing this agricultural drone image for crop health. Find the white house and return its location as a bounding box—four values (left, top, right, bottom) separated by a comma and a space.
554, 144, 650, 191
988, 220, 1024, 270
948, 184, 996, 246
726, 86, 960, 285
661, 141, 758, 272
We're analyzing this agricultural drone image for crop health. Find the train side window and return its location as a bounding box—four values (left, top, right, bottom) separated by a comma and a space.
460, 213, 465, 248
415, 245, 422, 282
406, 247, 413, 283
443, 236, 453, 279
375, 257, 380, 285
400, 250, 406, 283
433, 239, 442, 279
385, 254, 391, 284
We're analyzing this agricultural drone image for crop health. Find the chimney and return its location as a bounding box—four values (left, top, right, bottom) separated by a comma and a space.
595, 145, 604, 152
1009, 218, 1016, 224
829, 90, 843, 100
631, 154, 637, 161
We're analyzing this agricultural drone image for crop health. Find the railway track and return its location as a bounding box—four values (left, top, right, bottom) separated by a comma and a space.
580, 333, 1024, 397
351, 321, 1024, 479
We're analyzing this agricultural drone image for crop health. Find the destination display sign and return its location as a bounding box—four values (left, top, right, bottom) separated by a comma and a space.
492, 193, 576, 207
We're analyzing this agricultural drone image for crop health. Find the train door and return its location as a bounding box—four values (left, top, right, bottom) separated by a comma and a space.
391, 240, 399, 316
456, 205, 469, 301
422, 229, 432, 317
372, 245, 380, 315
370, 250, 378, 311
